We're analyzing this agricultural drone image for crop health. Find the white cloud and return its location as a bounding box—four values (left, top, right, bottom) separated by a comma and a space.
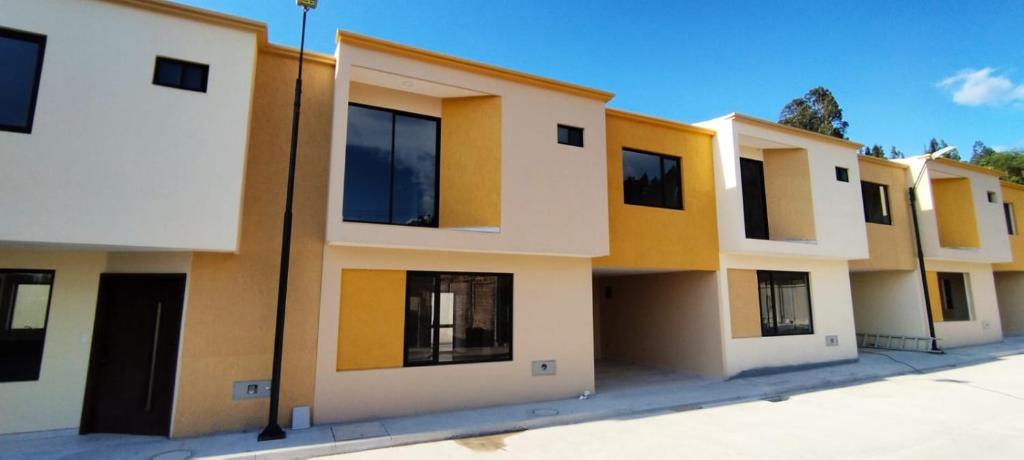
937, 67, 1024, 107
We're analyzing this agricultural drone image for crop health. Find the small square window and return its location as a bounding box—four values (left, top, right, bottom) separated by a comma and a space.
835, 167, 849, 182
557, 124, 583, 147
153, 57, 209, 93
987, 191, 998, 203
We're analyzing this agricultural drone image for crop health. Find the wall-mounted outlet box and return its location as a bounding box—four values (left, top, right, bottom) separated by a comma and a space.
232, 379, 271, 400
532, 360, 556, 376
825, 335, 839, 347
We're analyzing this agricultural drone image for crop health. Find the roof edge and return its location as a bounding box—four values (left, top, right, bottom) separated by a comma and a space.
101, 0, 267, 42
857, 155, 909, 169
1002, 180, 1024, 191
336, 30, 614, 102
720, 112, 864, 149
930, 157, 1005, 177
606, 108, 715, 136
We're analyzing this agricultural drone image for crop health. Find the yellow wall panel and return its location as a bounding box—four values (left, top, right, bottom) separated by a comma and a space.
851, 158, 916, 271
593, 111, 719, 271
728, 269, 762, 338
926, 270, 944, 322
764, 148, 816, 241
440, 96, 502, 228
337, 269, 407, 371
931, 178, 980, 249
994, 183, 1024, 271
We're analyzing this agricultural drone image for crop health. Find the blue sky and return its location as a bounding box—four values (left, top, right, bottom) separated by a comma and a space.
179, 0, 1024, 156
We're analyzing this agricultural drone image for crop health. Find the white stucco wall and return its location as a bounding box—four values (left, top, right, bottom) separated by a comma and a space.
849, 270, 930, 338
900, 158, 1012, 264
314, 246, 595, 423
995, 272, 1024, 336
928, 260, 1003, 348
697, 117, 868, 260
718, 254, 859, 377
326, 42, 610, 257
0, 0, 257, 251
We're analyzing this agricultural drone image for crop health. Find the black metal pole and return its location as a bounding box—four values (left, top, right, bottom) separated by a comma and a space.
909, 186, 941, 353
259, 6, 309, 442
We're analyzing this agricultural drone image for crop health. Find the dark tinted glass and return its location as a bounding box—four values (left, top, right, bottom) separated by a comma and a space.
861, 181, 891, 225
391, 115, 438, 226
0, 28, 46, 133
557, 125, 583, 147
938, 273, 971, 321
404, 272, 513, 366
623, 149, 665, 207
153, 58, 208, 92
1005, 203, 1016, 235
662, 157, 683, 209
0, 270, 54, 382
342, 105, 394, 223
758, 270, 813, 336
740, 158, 769, 239
835, 167, 849, 182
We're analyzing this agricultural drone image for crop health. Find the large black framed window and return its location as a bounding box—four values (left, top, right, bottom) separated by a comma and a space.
343, 103, 440, 227
1006, 202, 1017, 235
404, 272, 512, 366
740, 158, 769, 239
622, 148, 682, 210
861, 181, 892, 225
937, 272, 972, 322
0, 27, 47, 134
0, 270, 55, 382
757, 270, 813, 336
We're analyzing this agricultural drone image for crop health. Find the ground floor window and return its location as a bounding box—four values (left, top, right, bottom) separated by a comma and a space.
404, 272, 512, 366
757, 270, 813, 336
0, 269, 55, 382
937, 272, 972, 321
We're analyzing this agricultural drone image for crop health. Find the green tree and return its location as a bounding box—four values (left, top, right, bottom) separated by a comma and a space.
970, 144, 1024, 185
889, 146, 905, 159
779, 86, 849, 139
971, 141, 996, 161
925, 138, 960, 160
859, 144, 886, 158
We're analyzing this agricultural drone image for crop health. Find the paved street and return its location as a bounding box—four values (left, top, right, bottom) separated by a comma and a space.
329, 354, 1024, 460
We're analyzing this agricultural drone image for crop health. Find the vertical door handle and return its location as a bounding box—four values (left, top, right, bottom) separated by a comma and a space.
145, 301, 162, 412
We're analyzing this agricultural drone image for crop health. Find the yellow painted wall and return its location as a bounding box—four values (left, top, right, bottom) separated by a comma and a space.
931, 178, 980, 249
850, 158, 916, 271
337, 270, 406, 370
926, 271, 944, 322
764, 148, 816, 241
727, 269, 762, 338
994, 183, 1024, 271
593, 111, 719, 271
172, 50, 333, 437
440, 96, 502, 228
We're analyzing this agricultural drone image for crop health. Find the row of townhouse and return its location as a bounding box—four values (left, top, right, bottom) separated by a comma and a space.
2, 0, 1022, 439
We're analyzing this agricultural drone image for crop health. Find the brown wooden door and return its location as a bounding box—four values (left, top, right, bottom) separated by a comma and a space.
80, 274, 185, 436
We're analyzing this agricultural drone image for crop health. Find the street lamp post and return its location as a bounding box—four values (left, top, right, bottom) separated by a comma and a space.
908, 146, 956, 354
258, 0, 317, 442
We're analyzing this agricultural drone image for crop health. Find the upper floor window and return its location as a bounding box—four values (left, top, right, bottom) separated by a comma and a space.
757, 270, 813, 336
622, 149, 682, 210
557, 124, 583, 147
987, 191, 998, 203
1006, 202, 1017, 235
835, 167, 849, 182
153, 57, 209, 93
343, 103, 439, 227
0, 27, 46, 134
404, 272, 512, 366
740, 158, 769, 239
861, 181, 892, 225
0, 269, 54, 382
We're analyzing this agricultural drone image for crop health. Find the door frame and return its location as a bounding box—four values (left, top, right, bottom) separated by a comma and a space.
79, 273, 186, 436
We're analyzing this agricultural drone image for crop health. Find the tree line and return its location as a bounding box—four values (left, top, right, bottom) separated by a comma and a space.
778, 86, 1023, 184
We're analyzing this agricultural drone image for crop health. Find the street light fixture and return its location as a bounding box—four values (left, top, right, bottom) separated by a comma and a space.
258, 0, 316, 442
908, 146, 956, 353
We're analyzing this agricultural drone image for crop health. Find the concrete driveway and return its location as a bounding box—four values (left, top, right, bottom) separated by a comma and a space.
327, 354, 1024, 459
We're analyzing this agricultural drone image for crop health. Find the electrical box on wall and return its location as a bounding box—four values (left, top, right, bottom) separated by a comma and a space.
825, 335, 839, 347
532, 360, 556, 376
232, 379, 271, 400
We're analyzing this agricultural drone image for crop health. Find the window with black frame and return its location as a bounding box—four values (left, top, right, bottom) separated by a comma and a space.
0, 26, 47, 133
404, 272, 512, 366
622, 149, 682, 210
343, 103, 440, 227
937, 272, 972, 321
0, 270, 55, 382
757, 270, 813, 336
861, 181, 892, 225
1006, 202, 1017, 235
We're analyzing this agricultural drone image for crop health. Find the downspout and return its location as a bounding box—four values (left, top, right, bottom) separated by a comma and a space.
908, 186, 942, 353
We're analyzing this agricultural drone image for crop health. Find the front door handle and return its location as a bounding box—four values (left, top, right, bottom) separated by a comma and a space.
145, 301, 162, 412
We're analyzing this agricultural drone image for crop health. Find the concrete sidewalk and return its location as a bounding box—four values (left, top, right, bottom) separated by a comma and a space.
6, 337, 1024, 460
